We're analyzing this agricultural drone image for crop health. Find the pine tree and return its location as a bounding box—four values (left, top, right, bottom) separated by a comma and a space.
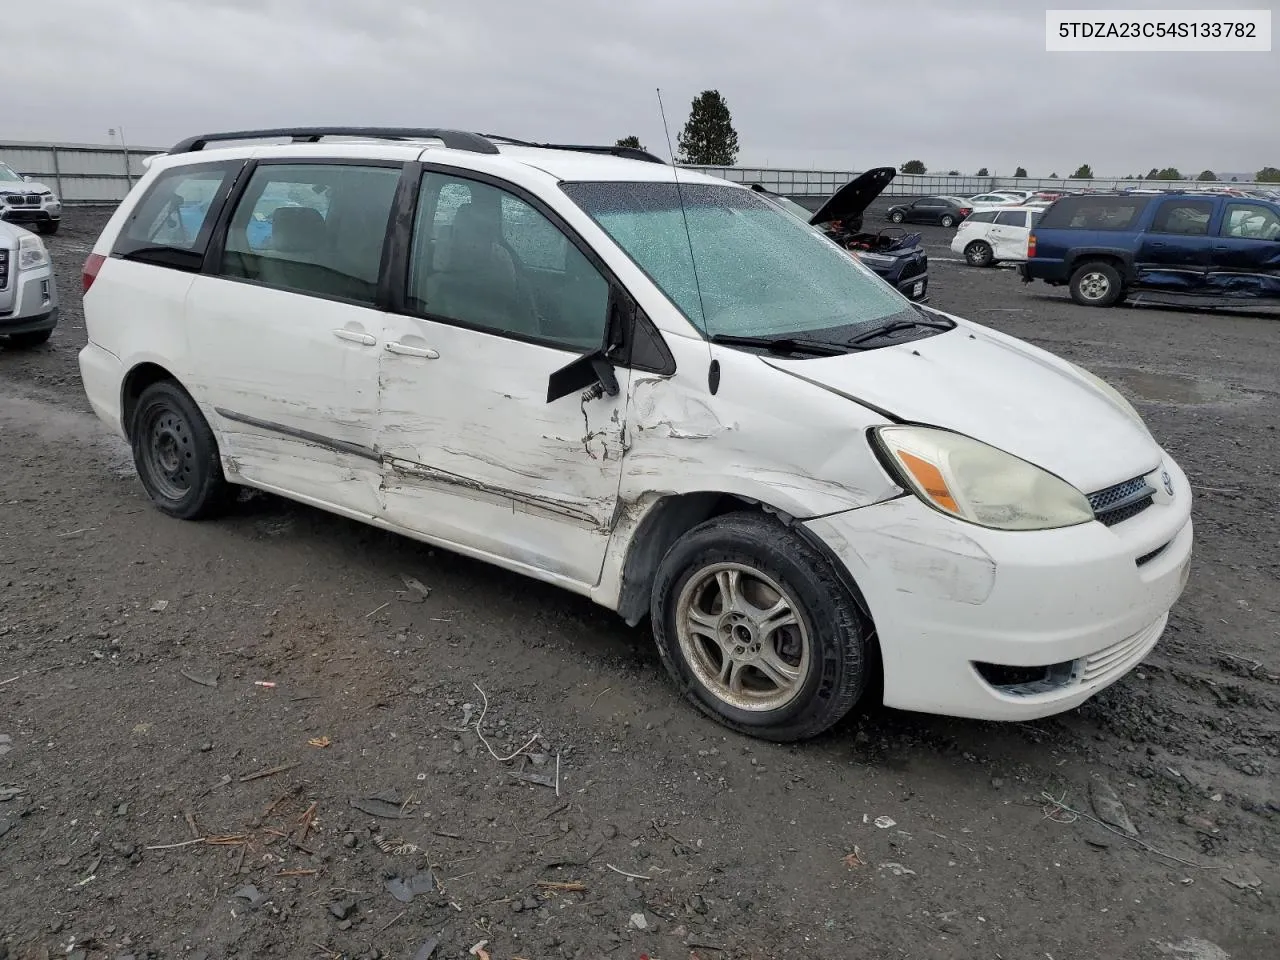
676, 91, 739, 165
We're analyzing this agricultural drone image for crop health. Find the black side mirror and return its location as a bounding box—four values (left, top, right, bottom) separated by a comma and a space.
547, 350, 619, 403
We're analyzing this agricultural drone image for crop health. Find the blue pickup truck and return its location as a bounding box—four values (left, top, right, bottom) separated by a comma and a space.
1019, 191, 1280, 307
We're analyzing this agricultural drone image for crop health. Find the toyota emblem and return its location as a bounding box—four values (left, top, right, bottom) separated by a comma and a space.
1161, 470, 1174, 496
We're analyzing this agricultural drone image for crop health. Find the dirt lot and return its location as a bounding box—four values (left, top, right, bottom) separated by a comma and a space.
1, 205, 1277, 960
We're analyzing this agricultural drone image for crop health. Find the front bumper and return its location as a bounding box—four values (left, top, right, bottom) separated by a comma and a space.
0, 262, 59, 330
894, 270, 929, 302
804, 454, 1193, 721
0, 199, 61, 224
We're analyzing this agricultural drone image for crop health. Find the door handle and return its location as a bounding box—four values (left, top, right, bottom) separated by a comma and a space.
333, 329, 376, 346
385, 341, 440, 360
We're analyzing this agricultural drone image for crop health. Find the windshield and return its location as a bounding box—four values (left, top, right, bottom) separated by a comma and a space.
0, 163, 22, 183
761, 192, 816, 222
561, 181, 911, 339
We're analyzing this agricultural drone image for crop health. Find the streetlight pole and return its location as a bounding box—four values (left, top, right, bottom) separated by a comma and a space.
109, 126, 133, 190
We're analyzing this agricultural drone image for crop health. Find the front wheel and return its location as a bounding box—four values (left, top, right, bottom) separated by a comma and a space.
130, 381, 231, 520
651, 512, 872, 742
889, 211, 905, 224
940, 214, 956, 228
1069, 261, 1124, 307
964, 240, 994, 267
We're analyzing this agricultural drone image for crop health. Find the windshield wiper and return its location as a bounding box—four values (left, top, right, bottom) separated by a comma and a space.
710, 333, 849, 357
847, 313, 954, 346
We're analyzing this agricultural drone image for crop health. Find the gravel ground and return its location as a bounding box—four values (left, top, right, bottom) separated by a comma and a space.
1, 205, 1276, 960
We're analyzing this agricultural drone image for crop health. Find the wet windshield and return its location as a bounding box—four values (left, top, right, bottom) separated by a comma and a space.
0, 163, 23, 182
561, 181, 912, 340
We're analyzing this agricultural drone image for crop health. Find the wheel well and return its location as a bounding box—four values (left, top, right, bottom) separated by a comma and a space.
615, 493, 876, 630
121, 362, 178, 439
1068, 254, 1127, 282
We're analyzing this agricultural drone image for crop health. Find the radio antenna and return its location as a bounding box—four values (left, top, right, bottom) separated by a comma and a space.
657, 87, 710, 344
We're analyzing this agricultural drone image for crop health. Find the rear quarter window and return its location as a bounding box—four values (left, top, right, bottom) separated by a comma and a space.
1036, 196, 1151, 231
967, 211, 998, 224
113, 161, 243, 268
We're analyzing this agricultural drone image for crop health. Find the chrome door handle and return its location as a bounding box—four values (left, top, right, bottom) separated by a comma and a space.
385, 341, 440, 359
333, 329, 376, 346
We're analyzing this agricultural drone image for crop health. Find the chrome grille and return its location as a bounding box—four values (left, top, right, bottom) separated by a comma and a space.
1088, 475, 1155, 527
0, 248, 8, 290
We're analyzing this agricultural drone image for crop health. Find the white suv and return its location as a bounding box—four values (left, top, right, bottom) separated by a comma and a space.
77, 128, 1193, 741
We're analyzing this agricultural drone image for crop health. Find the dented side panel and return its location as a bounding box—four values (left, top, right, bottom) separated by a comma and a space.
376, 315, 629, 587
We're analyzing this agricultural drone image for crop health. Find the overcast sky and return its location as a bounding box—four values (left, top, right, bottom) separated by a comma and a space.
6, 0, 1276, 177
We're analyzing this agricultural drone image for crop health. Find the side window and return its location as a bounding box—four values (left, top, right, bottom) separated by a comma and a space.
407, 173, 610, 351
1150, 199, 1213, 235
220, 163, 401, 305
113, 163, 238, 264
1221, 203, 1280, 240
995, 210, 1027, 227
967, 211, 998, 224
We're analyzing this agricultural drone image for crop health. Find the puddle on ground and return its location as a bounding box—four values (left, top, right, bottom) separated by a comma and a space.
1103, 369, 1241, 404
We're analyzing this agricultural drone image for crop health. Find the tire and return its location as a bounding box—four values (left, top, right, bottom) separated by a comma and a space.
1069, 261, 1124, 307
129, 380, 231, 520
889, 210, 905, 224
650, 511, 872, 742
964, 240, 994, 267
940, 214, 956, 228
3, 328, 53, 348
36, 220, 60, 236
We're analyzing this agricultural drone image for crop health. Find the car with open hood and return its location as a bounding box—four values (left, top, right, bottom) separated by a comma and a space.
751, 167, 929, 301
77, 127, 1192, 742
0, 161, 62, 235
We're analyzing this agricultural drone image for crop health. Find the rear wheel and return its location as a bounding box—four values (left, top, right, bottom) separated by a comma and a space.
889, 210, 905, 224
964, 240, 994, 267
36, 220, 60, 236
651, 512, 872, 742
940, 214, 957, 228
130, 381, 230, 520
2, 329, 53, 349
1069, 261, 1124, 307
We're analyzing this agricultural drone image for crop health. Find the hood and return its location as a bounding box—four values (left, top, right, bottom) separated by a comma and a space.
762, 323, 1162, 495
808, 167, 896, 226
0, 179, 53, 196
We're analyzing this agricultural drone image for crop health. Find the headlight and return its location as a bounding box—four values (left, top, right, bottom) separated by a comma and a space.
17, 232, 50, 270
1068, 362, 1148, 433
876, 425, 1094, 531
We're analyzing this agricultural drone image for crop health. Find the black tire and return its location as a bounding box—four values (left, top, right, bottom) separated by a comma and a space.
3, 328, 53, 348
889, 210, 905, 224
129, 381, 230, 520
940, 214, 956, 228
650, 511, 872, 742
1069, 261, 1124, 307
964, 240, 994, 267
36, 220, 60, 236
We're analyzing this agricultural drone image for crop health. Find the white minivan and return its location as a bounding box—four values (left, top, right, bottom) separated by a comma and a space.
951, 205, 1044, 267
78, 128, 1193, 742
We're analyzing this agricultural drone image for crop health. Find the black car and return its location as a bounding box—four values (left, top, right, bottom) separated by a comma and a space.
752, 167, 930, 301
885, 195, 972, 228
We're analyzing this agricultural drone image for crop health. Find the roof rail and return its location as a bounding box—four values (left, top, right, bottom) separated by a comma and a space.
167, 127, 500, 155
483, 134, 668, 165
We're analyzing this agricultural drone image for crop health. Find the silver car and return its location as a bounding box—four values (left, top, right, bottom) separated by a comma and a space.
0, 220, 58, 348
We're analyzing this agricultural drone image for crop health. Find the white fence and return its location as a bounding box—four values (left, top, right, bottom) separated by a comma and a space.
1, 140, 162, 204
4, 138, 1274, 205
685, 166, 1277, 199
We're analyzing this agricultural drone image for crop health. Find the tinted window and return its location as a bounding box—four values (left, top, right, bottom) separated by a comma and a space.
220, 163, 401, 305
1150, 199, 1213, 235
1036, 196, 1150, 231
995, 210, 1028, 227
1221, 203, 1280, 240
113, 162, 239, 264
1030, 211, 1044, 228
967, 211, 998, 224
407, 173, 610, 351
915, 198, 942, 207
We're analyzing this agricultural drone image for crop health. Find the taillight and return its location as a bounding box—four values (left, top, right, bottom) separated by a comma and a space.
959, 207, 971, 216
82, 253, 106, 293
1027, 234, 1037, 258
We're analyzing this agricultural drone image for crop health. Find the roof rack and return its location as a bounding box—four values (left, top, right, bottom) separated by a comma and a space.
482, 134, 668, 165
167, 127, 500, 155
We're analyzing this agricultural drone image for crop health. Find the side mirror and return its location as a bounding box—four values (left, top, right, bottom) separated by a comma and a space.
22, 175, 33, 183
547, 350, 618, 403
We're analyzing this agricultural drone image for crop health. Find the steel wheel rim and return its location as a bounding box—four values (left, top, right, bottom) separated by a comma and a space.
140, 406, 195, 501
675, 562, 811, 713
1080, 271, 1111, 300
